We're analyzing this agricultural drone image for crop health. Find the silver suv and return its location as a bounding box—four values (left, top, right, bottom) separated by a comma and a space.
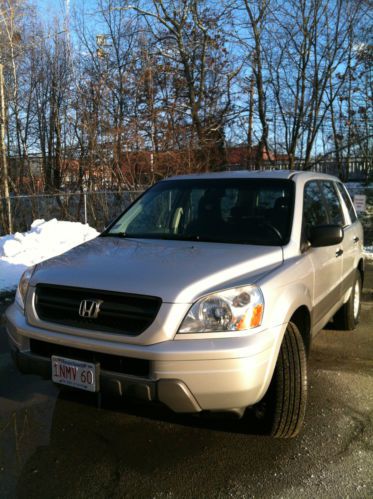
5, 170, 364, 438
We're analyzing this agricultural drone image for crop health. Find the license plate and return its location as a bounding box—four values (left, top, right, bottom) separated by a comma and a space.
51, 355, 99, 392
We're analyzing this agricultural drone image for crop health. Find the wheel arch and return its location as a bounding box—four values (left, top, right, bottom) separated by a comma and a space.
358, 258, 364, 286
256, 298, 312, 404
289, 306, 312, 356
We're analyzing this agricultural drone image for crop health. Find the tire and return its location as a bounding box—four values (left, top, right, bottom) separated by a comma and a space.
333, 271, 362, 331
255, 322, 308, 438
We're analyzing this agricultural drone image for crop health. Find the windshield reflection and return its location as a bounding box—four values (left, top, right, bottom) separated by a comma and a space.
104, 178, 294, 246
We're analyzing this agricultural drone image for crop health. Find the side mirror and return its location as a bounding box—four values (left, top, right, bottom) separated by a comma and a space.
309, 224, 344, 247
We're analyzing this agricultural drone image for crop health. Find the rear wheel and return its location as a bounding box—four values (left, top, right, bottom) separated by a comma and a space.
333, 271, 362, 330
255, 322, 308, 438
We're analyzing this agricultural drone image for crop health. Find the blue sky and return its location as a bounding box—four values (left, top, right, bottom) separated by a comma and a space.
33, 0, 67, 18
32, 0, 97, 24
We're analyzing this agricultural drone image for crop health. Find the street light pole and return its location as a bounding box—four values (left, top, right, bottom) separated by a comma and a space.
0, 63, 13, 233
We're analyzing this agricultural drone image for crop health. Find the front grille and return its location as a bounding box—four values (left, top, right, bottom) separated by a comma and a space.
34, 284, 162, 336
30, 339, 150, 377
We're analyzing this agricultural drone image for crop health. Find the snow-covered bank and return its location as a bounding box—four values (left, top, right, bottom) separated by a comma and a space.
0, 219, 99, 292
364, 247, 373, 261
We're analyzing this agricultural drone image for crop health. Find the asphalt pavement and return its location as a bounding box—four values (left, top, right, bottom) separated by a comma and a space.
0, 264, 372, 498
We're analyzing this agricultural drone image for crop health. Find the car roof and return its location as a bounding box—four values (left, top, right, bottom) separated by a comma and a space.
164, 169, 340, 182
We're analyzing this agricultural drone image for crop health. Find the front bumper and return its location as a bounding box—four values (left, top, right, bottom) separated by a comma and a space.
5, 303, 285, 413
9, 346, 201, 412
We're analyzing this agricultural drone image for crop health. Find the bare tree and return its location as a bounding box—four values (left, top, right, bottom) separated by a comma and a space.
0, 0, 371, 213
240, 0, 272, 167
131, 0, 236, 170
264, 0, 365, 169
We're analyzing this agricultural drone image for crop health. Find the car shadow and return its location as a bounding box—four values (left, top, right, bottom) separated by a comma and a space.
15, 388, 295, 499
59, 387, 270, 437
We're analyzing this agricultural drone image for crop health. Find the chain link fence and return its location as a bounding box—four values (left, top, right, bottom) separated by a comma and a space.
0, 191, 143, 236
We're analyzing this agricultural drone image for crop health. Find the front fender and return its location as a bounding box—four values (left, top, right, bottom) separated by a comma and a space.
268, 282, 312, 328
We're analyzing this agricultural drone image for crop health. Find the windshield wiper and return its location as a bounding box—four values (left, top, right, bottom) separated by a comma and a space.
102, 232, 182, 240
101, 231, 282, 246
101, 231, 130, 238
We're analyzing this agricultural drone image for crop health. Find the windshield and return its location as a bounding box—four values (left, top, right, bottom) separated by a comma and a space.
104, 178, 294, 246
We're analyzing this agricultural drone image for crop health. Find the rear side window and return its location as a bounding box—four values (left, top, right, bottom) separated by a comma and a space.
335, 182, 357, 224
320, 181, 344, 226
303, 182, 328, 233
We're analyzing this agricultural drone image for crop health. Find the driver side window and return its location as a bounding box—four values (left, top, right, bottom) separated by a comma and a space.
303, 182, 328, 238
320, 181, 344, 226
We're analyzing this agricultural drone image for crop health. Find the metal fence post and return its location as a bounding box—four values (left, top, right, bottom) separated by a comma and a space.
84, 191, 88, 224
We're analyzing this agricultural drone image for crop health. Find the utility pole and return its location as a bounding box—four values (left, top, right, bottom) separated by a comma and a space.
0, 63, 13, 233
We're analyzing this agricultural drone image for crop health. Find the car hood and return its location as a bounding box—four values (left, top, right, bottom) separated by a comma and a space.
32, 237, 283, 303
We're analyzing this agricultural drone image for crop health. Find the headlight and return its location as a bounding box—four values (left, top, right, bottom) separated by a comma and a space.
15, 266, 36, 310
178, 285, 264, 333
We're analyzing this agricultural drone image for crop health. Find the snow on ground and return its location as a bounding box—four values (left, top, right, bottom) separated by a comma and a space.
364, 247, 373, 261
345, 182, 373, 189
0, 219, 99, 292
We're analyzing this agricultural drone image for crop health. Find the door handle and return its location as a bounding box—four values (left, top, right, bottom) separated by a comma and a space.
335, 249, 343, 257
353, 236, 359, 243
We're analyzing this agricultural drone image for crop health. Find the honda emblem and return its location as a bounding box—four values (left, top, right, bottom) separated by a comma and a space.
79, 299, 103, 319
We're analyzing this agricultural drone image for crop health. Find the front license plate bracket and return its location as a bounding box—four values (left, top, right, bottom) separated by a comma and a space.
51, 355, 100, 392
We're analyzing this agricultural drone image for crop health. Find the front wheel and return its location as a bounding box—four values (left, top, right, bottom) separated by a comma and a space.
254, 322, 308, 438
333, 271, 362, 330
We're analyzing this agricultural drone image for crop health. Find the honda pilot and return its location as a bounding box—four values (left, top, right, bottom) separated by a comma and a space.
5, 170, 364, 438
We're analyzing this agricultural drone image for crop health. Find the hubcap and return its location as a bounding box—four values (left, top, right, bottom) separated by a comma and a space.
353, 280, 360, 319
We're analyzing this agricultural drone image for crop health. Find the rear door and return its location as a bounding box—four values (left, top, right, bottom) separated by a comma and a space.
335, 181, 363, 295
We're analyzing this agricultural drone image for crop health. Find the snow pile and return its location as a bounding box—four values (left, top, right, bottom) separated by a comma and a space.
0, 219, 99, 291
364, 247, 373, 261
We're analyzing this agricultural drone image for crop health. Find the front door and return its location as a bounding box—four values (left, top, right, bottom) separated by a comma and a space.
302, 181, 343, 328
